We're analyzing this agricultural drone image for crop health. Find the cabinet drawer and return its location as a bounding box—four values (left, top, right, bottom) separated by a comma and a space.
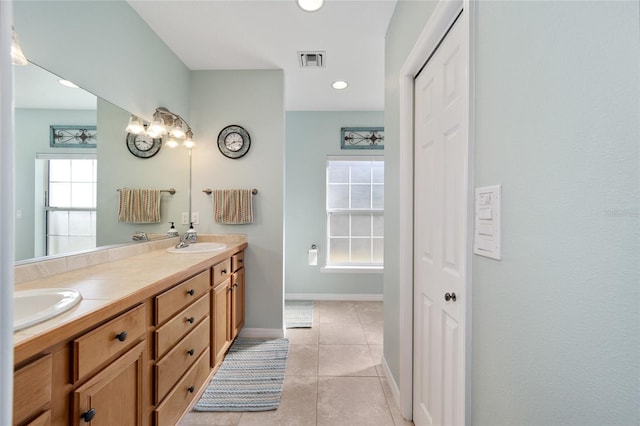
154, 348, 210, 426
73, 304, 146, 382
24, 410, 51, 426
155, 270, 210, 325
155, 318, 209, 403
155, 294, 209, 359
212, 259, 231, 285
13, 354, 52, 425
231, 251, 244, 272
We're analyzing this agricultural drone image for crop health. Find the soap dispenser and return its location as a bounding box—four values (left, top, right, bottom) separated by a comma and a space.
167, 222, 179, 237
186, 222, 197, 242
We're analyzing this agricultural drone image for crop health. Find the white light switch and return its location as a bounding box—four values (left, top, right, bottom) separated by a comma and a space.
474, 185, 501, 260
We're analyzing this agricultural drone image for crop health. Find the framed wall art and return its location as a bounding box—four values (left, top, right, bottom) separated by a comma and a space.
50, 125, 97, 148
340, 127, 384, 150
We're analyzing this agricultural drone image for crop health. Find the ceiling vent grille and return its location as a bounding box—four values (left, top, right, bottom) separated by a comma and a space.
298, 51, 325, 68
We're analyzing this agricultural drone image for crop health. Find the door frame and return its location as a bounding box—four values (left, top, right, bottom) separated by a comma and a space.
397, 0, 475, 420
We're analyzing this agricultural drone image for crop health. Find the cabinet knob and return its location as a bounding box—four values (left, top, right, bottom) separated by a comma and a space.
187, 386, 195, 393
222, 269, 227, 274
234, 283, 239, 288
187, 348, 195, 356
115, 331, 128, 342
186, 316, 195, 324
81, 408, 96, 422
187, 289, 195, 296
444, 292, 457, 302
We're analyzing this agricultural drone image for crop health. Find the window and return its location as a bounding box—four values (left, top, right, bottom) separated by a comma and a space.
45, 158, 97, 256
326, 156, 384, 267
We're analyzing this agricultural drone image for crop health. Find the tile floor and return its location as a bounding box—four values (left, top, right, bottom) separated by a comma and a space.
179, 300, 413, 426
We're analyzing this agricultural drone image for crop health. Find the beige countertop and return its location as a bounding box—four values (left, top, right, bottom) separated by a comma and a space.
13, 236, 247, 364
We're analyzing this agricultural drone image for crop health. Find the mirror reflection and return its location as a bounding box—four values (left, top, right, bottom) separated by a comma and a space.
14, 63, 189, 262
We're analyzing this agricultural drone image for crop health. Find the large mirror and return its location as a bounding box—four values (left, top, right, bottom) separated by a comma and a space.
14, 62, 190, 262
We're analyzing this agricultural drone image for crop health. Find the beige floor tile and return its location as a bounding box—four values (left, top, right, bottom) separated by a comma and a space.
318, 300, 360, 323
357, 307, 384, 323
284, 327, 319, 345
362, 320, 384, 345
319, 322, 367, 344
354, 301, 383, 313
380, 378, 415, 426
179, 411, 242, 426
317, 377, 395, 426
286, 344, 319, 376
238, 376, 317, 426
318, 344, 377, 377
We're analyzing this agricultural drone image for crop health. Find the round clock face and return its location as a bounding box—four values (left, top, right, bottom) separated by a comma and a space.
126, 132, 162, 159
218, 125, 250, 159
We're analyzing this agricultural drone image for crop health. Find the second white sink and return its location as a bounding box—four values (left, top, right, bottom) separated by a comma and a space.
14, 288, 82, 331
166, 242, 228, 254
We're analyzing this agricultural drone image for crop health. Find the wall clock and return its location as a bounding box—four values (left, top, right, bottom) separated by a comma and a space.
217, 125, 251, 159
126, 132, 162, 159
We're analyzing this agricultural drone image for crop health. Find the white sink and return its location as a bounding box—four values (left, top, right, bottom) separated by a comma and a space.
14, 288, 82, 331
166, 242, 228, 254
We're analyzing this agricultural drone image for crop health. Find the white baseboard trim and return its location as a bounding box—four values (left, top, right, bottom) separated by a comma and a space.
285, 293, 383, 301
238, 328, 284, 339
382, 354, 408, 420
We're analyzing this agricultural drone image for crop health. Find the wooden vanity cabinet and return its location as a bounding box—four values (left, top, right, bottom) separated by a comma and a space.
13, 354, 52, 425
231, 267, 245, 340
72, 341, 146, 426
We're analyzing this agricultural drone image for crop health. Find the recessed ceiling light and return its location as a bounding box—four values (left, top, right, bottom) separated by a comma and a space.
297, 0, 323, 12
59, 79, 79, 88
332, 80, 348, 90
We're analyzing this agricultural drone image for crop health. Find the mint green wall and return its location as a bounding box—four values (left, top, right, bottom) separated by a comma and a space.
190, 70, 285, 331
285, 111, 384, 296
14, 0, 190, 122
384, 1, 639, 424
14, 109, 96, 260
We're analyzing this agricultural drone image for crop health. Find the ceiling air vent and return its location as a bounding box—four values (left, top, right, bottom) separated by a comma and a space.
298, 51, 325, 68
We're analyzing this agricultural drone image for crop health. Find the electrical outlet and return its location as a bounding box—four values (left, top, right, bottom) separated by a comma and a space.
181, 212, 189, 225
191, 212, 199, 225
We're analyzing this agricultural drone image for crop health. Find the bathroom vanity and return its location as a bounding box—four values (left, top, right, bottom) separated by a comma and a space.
12, 237, 247, 426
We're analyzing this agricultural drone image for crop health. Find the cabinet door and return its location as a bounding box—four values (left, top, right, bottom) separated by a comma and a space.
231, 268, 245, 340
73, 341, 146, 426
212, 279, 231, 367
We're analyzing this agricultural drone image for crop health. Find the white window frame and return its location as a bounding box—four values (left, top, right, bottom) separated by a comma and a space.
324, 155, 384, 271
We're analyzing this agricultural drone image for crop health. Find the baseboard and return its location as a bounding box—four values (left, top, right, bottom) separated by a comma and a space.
381, 354, 404, 417
238, 328, 284, 339
285, 293, 383, 301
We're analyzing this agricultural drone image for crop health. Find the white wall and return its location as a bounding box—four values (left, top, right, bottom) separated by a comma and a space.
190, 70, 285, 332
285, 111, 384, 297
384, 1, 640, 424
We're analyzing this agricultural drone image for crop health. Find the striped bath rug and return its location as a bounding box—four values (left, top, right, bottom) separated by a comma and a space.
284, 300, 314, 328
194, 338, 289, 412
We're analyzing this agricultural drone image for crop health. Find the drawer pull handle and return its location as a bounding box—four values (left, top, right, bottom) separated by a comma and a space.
234, 283, 239, 288
187, 348, 195, 356
221, 269, 227, 274
187, 386, 195, 393
186, 316, 195, 324
115, 331, 128, 342
187, 289, 195, 296
81, 408, 96, 422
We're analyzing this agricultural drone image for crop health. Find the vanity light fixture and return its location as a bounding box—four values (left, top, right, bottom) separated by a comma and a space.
297, 0, 323, 12
11, 26, 27, 66
125, 107, 196, 149
332, 80, 348, 90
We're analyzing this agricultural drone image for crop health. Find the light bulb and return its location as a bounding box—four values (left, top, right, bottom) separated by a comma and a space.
166, 138, 179, 148
183, 138, 195, 149
169, 122, 186, 139
125, 115, 145, 134
146, 118, 166, 138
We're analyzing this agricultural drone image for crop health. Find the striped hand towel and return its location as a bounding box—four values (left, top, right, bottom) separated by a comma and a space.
118, 188, 162, 223
213, 189, 254, 224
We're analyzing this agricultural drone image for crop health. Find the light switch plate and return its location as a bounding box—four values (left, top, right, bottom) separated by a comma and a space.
474, 185, 501, 260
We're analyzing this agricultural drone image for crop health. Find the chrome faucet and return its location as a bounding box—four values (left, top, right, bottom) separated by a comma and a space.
174, 224, 197, 249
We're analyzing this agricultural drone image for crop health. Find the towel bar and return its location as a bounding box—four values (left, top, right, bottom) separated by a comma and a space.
202, 188, 258, 195
117, 188, 176, 195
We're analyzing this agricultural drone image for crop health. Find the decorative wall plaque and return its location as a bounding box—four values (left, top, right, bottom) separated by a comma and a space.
50, 125, 97, 148
340, 127, 384, 150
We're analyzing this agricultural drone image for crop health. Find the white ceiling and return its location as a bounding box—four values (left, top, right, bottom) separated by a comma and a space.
127, 0, 398, 111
